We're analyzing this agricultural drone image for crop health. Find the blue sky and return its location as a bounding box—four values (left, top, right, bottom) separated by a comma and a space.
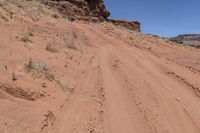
104, 0, 200, 37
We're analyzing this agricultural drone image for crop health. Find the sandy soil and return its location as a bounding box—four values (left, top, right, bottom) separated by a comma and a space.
1, 2, 200, 133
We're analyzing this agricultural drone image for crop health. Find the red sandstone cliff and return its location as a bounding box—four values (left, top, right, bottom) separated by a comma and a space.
41, 0, 141, 32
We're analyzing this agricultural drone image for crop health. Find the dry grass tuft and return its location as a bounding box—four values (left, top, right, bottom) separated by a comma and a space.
0, 12, 9, 22
57, 80, 74, 93
24, 59, 54, 81
64, 31, 78, 50
19, 27, 33, 43
46, 43, 59, 53
0, 0, 49, 22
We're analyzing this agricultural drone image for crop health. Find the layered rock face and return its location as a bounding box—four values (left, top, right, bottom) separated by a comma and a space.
170, 34, 200, 48
109, 19, 141, 32
41, 0, 141, 32
41, 0, 110, 21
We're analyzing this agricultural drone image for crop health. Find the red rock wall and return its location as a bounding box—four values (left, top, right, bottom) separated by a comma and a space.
41, 0, 141, 32
41, 0, 110, 21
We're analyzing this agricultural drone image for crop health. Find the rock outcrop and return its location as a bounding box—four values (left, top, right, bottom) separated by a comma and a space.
41, 0, 110, 21
109, 19, 141, 32
170, 34, 200, 48
41, 0, 141, 32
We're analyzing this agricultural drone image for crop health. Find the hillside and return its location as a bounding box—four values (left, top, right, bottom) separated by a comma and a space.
0, 0, 200, 133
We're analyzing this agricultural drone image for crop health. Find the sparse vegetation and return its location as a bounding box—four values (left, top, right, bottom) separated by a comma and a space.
64, 38, 77, 50
25, 28, 34, 36
0, 0, 48, 22
24, 59, 54, 81
57, 80, 74, 93
0, 12, 9, 22
104, 23, 115, 31
66, 16, 76, 22
46, 18, 56, 26
51, 13, 60, 19
20, 35, 32, 43
20, 28, 34, 43
64, 31, 78, 50
42, 83, 47, 88
46, 43, 59, 53
128, 36, 134, 40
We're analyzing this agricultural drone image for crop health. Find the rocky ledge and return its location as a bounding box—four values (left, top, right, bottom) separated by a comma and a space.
41, 0, 110, 21
109, 19, 141, 32
41, 0, 141, 32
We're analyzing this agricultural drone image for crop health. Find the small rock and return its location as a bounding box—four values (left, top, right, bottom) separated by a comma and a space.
12, 72, 17, 81
5, 65, 8, 70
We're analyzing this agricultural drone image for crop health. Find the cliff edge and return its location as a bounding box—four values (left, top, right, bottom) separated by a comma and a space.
41, 0, 141, 32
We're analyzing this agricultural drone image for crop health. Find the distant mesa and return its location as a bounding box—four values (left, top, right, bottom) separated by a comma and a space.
41, 0, 141, 32
170, 34, 200, 48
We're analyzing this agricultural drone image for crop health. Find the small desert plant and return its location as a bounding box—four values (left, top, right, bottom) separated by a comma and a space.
64, 31, 78, 50
128, 36, 134, 40
20, 35, 32, 43
20, 28, 33, 43
46, 19, 55, 26
24, 59, 54, 81
0, 12, 9, 22
24, 59, 35, 72
25, 27, 34, 36
64, 38, 77, 50
51, 13, 60, 19
104, 23, 115, 31
57, 80, 74, 93
41, 83, 47, 88
66, 16, 76, 22
46, 43, 59, 53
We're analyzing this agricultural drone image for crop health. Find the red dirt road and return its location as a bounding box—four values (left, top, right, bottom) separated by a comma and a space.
77, 23, 200, 133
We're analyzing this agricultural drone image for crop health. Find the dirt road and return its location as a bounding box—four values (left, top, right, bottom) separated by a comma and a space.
73, 23, 200, 133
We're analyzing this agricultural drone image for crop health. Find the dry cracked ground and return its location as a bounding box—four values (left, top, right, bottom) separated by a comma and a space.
1, 1, 200, 133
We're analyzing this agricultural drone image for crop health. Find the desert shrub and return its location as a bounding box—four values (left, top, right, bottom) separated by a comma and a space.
51, 13, 60, 19
25, 28, 34, 36
46, 43, 59, 53
64, 38, 77, 50
41, 83, 47, 88
64, 31, 78, 50
24, 59, 54, 81
57, 80, 74, 93
46, 19, 55, 26
20, 35, 32, 43
0, 0, 48, 22
0, 12, 9, 22
20, 28, 33, 43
